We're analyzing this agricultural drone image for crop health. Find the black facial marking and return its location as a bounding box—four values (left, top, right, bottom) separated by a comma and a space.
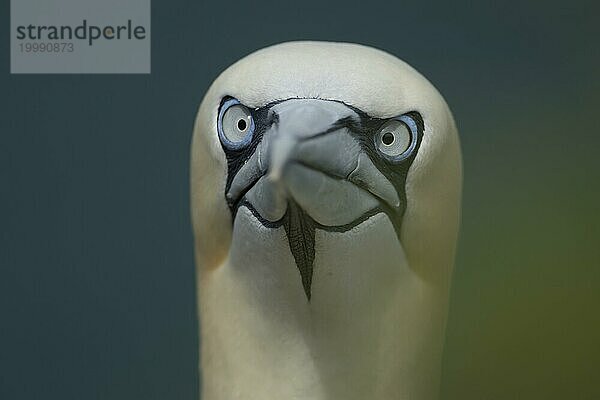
282, 201, 316, 300
346, 110, 424, 241
219, 97, 424, 301
221, 96, 275, 199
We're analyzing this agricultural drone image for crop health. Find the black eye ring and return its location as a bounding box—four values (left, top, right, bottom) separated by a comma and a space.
217, 98, 255, 150
374, 114, 419, 162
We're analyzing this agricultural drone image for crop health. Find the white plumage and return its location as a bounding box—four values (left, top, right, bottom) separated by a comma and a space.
191, 41, 462, 400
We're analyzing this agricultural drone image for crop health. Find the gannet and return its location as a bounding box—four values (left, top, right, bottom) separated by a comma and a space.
191, 41, 462, 400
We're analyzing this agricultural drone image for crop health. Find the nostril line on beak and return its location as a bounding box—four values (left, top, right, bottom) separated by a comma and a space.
267, 128, 297, 184
348, 153, 401, 209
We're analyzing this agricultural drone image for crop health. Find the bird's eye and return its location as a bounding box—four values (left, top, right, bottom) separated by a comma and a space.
218, 98, 255, 149
374, 115, 418, 162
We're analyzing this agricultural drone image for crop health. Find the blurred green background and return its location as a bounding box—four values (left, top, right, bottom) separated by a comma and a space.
1, 0, 598, 399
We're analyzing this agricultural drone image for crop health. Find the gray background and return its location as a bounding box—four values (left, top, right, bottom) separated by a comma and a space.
1, 0, 599, 399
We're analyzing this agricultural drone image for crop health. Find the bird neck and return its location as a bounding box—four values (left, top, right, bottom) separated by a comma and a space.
197, 210, 450, 400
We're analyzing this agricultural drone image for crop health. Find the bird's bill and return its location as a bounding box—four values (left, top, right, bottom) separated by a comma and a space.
227, 98, 399, 228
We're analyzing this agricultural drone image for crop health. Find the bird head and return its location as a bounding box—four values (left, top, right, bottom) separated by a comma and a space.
191, 41, 461, 300
191, 41, 462, 399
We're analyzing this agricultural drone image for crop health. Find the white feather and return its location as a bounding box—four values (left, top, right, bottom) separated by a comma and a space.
191, 41, 462, 400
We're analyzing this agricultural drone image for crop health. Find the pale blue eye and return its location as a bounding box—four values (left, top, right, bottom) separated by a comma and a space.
374, 114, 418, 162
218, 98, 255, 150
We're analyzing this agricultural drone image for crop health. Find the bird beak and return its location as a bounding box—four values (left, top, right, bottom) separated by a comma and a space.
225, 99, 402, 299
227, 99, 400, 227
